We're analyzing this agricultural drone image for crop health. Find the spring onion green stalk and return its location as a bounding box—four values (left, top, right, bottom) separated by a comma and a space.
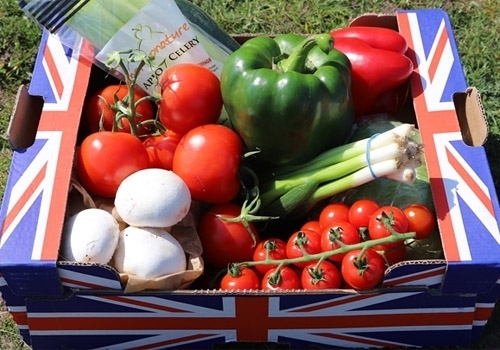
261, 123, 416, 182
258, 123, 423, 219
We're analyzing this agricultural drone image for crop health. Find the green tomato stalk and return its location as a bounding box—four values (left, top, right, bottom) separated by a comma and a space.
98, 50, 161, 136
216, 165, 279, 246
230, 211, 417, 277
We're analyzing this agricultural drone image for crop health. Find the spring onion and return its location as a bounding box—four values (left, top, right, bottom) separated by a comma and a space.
258, 123, 423, 218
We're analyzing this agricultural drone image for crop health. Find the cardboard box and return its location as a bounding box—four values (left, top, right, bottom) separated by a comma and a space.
1, 8, 500, 349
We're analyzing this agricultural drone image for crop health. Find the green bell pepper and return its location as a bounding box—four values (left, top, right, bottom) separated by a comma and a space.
220, 33, 355, 166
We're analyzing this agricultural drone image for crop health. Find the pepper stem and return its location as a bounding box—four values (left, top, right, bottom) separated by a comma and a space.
277, 34, 333, 73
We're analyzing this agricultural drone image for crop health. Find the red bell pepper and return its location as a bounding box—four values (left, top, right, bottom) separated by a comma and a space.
331, 26, 414, 119
332, 26, 408, 54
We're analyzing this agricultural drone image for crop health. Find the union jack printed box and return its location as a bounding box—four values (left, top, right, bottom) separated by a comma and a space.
1, 8, 500, 350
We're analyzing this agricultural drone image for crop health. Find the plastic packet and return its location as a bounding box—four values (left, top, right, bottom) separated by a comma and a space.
19, 0, 238, 95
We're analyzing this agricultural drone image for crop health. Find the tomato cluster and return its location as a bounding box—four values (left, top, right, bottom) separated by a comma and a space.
219, 199, 436, 291
77, 63, 244, 202
75, 54, 438, 294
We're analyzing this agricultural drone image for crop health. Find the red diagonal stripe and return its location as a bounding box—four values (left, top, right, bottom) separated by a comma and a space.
128, 333, 217, 350
428, 22, 449, 82
446, 147, 495, 216
43, 45, 64, 99
100, 295, 192, 313
1, 163, 47, 236
383, 266, 446, 287
293, 294, 371, 313
60, 277, 116, 290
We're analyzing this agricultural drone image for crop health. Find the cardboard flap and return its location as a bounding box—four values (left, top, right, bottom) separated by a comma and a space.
7, 85, 44, 150
453, 87, 489, 146
0, 29, 93, 297
1, 262, 62, 297
349, 13, 399, 31
397, 9, 500, 294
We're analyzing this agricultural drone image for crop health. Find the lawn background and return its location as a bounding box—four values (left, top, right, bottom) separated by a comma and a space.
1, 0, 500, 348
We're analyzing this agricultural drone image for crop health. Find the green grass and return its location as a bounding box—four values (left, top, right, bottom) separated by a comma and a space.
1, 0, 500, 349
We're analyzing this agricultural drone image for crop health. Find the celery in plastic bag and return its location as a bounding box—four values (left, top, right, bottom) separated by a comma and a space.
19, 0, 239, 94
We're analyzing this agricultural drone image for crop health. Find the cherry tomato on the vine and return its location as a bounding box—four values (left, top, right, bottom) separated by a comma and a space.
368, 206, 409, 264
84, 84, 154, 135
348, 198, 380, 230
76, 131, 150, 198
301, 260, 342, 290
252, 238, 288, 275
300, 220, 323, 235
285, 229, 322, 268
159, 63, 223, 135
220, 266, 260, 290
341, 248, 387, 290
198, 203, 260, 269
368, 205, 409, 243
319, 203, 350, 228
142, 130, 181, 170
402, 204, 436, 240
172, 124, 243, 204
320, 220, 361, 262
261, 266, 301, 290
375, 244, 407, 266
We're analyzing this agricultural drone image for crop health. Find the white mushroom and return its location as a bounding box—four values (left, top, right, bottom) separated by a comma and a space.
60, 208, 120, 264
114, 168, 191, 228
112, 226, 187, 279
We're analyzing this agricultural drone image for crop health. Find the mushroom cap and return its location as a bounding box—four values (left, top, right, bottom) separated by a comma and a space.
112, 226, 187, 279
61, 208, 120, 264
114, 168, 191, 228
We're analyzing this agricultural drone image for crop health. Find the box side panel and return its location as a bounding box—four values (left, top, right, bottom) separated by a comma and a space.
0, 273, 31, 346
57, 263, 123, 290
23, 290, 478, 349
471, 278, 500, 344
0, 29, 93, 297
397, 9, 500, 294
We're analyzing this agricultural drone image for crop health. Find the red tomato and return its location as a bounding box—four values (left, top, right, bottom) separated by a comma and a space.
368, 206, 409, 264
220, 266, 260, 290
375, 244, 407, 265
300, 220, 323, 234
252, 238, 288, 275
172, 124, 243, 204
76, 131, 150, 197
341, 248, 387, 290
319, 203, 350, 228
301, 260, 342, 290
84, 84, 154, 135
368, 206, 409, 244
142, 130, 181, 170
159, 63, 223, 135
198, 203, 260, 269
402, 204, 436, 240
348, 199, 380, 230
285, 230, 322, 268
261, 266, 301, 290
320, 220, 361, 262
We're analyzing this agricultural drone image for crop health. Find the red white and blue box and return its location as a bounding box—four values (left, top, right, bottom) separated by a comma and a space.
1, 9, 500, 349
